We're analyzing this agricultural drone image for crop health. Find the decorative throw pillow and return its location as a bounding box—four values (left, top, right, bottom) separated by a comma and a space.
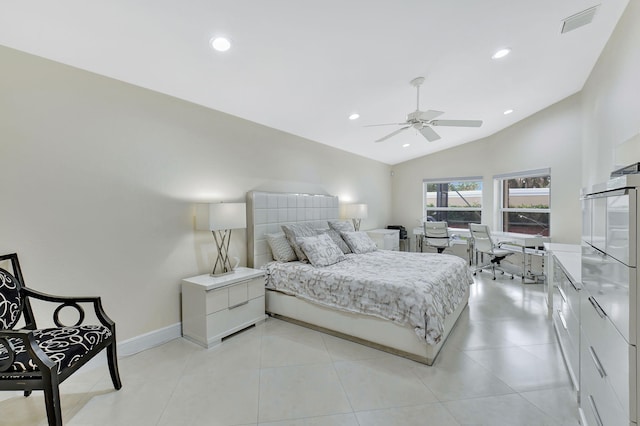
297, 234, 346, 267
316, 228, 352, 254
265, 232, 297, 262
328, 220, 355, 234
341, 231, 378, 254
281, 223, 317, 262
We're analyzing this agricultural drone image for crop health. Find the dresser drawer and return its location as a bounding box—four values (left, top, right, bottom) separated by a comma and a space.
582, 245, 632, 343
553, 308, 579, 389
581, 297, 634, 417
580, 329, 630, 426
206, 287, 228, 314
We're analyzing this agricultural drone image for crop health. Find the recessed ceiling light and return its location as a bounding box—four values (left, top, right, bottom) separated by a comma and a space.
349, 113, 360, 120
503, 109, 514, 115
210, 37, 231, 52
402, 143, 410, 148
492, 48, 511, 59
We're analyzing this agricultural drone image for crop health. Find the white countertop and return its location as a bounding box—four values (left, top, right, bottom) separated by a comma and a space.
553, 251, 582, 283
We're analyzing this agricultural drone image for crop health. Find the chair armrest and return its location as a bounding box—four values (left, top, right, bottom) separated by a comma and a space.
0, 329, 56, 372
21, 288, 116, 330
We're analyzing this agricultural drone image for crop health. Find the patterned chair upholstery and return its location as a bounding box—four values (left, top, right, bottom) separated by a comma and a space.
0, 253, 122, 425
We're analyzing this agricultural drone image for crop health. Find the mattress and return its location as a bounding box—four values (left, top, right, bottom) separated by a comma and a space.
263, 250, 473, 344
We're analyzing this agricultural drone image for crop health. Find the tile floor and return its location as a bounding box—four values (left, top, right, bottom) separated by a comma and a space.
0, 273, 579, 425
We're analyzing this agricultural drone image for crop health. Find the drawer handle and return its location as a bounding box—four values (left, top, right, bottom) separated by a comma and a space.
588, 296, 607, 318
557, 286, 567, 303
229, 300, 249, 310
588, 395, 604, 426
588, 346, 607, 378
557, 310, 568, 330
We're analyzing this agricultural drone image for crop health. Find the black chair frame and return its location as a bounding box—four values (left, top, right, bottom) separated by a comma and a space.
0, 253, 122, 425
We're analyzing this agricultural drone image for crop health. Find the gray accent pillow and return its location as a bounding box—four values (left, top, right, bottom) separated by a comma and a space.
281, 223, 317, 262
316, 228, 352, 254
328, 220, 355, 233
297, 234, 346, 267
265, 232, 297, 262
341, 231, 378, 254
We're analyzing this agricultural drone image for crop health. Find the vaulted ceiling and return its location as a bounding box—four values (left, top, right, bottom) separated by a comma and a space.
0, 1, 629, 164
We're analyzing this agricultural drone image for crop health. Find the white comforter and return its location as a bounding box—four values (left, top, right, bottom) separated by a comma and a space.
263, 250, 473, 344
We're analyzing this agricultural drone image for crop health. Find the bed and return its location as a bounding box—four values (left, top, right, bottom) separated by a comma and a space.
246, 191, 472, 365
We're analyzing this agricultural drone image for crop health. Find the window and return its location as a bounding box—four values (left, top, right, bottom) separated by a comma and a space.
495, 169, 550, 236
423, 177, 483, 229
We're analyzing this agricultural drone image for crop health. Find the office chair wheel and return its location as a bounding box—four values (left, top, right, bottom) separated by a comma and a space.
510, 275, 514, 279
492, 277, 496, 280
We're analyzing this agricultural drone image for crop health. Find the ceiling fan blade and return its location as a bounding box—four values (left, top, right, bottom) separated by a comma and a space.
419, 125, 441, 142
375, 126, 411, 143
430, 119, 483, 127
417, 110, 444, 121
364, 122, 408, 127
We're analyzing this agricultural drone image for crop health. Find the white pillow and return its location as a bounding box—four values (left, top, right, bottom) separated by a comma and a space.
328, 220, 355, 233
316, 228, 352, 254
265, 233, 296, 262
297, 234, 346, 267
281, 223, 317, 262
341, 231, 378, 254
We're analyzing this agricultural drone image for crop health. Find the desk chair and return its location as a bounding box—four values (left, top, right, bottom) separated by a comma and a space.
469, 224, 514, 280
423, 221, 450, 253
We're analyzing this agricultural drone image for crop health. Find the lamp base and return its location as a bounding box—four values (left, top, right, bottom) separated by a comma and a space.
210, 229, 237, 276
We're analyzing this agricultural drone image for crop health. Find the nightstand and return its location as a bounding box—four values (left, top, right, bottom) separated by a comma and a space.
366, 229, 400, 251
181, 267, 266, 348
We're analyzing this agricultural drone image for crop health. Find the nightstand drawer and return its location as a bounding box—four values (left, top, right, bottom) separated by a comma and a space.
206, 296, 265, 342
228, 282, 248, 307
248, 276, 265, 299
206, 287, 228, 314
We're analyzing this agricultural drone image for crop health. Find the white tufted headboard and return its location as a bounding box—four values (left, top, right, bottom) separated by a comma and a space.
246, 191, 340, 268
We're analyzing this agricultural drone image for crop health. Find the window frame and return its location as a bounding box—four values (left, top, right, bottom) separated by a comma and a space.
422, 176, 483, 229
494, 168, 551, 236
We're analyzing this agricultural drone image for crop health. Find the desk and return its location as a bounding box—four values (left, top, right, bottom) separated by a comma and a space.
413, 227, 550, 282
412, 227, 471, 263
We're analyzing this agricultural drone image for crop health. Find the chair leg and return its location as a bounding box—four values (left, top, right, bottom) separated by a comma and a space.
23, 390, 32, 397
107, 342, 122, 390
42, 372, 63, 426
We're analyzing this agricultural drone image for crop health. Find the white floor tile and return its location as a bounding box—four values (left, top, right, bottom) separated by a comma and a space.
0, 274, 580, 426
355, 402, 460, 426
258, 363, 352, 422
443, 393, 559, 425
333, 357, 437, 411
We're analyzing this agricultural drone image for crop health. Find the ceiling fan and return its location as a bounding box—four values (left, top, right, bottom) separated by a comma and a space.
368, 76, 483, 143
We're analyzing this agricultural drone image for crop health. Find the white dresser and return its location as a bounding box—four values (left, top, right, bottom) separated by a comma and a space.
181, 267, 266, 348
366, 228, 399, 251
580, 176, 638, 426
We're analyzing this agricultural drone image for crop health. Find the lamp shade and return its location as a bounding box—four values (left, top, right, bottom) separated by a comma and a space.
343, 203, 368, 219
195, 203, 246, 231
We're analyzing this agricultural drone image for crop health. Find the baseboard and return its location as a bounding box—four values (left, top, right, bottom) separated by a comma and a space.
117, 322, 182, 357
79, 322, 182, 372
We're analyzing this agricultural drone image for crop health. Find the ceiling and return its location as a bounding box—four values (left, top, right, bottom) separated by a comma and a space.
0, 1, 629, 165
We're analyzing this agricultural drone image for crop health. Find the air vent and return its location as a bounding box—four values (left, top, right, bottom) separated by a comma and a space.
561, 5, 599, 34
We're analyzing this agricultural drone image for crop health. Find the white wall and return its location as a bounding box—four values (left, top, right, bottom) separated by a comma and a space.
391, 94, 583, 244
581, 0, 640, 187
0, 45, 391, 341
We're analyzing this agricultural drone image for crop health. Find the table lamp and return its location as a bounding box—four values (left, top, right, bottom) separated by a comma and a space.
343, 203, 368, 231
196, 202, 246, 276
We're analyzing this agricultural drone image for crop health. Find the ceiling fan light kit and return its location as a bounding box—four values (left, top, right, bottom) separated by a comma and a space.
369, 76, 483, 144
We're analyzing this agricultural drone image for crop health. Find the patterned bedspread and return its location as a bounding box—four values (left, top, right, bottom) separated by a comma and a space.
263, 250, 474, 344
